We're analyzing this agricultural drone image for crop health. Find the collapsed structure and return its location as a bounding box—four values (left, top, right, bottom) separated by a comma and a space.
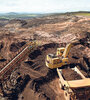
0, 41, 37, 96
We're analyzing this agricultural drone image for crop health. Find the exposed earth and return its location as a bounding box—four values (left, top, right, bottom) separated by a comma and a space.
0, 14, 90, 100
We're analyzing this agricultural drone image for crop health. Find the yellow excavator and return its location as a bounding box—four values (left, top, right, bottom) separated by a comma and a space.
46, 40, 80, 69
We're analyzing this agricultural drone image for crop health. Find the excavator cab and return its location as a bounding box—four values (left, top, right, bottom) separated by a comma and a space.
56, 47, 65, 56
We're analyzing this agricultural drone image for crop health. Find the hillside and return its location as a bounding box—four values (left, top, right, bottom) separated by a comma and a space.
0, 11, 90, 20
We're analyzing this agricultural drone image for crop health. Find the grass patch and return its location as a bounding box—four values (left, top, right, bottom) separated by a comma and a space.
0, 14, 43, 19
74, 13, 90, 16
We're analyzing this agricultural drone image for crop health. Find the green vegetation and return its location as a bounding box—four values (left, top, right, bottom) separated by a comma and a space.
71, 11, 90, 16
0, 13, 43, 20
74, 13, 90, 16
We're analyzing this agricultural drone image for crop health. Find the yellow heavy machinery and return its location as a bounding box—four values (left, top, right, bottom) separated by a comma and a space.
57, 66, 90, 100
45, 40, 90, 100
46, 40, 80, 69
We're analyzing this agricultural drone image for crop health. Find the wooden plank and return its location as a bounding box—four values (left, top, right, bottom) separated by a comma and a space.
68, 78, 90, 88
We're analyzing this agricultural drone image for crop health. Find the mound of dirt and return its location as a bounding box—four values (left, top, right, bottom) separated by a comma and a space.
9, 19, 27, 27
10, 41, 26, 52
0, 42, 4, 51
62, 68, 82, 81
4, 74, 30, 100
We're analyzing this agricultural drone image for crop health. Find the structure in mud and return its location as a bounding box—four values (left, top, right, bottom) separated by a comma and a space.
57, 67, 90, 100
0, 41, 37, 96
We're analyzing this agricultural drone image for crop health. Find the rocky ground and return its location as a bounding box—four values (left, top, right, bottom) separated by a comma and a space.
0, 14, 90, 100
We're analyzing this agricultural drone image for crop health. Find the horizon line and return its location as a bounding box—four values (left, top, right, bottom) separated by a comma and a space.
0, 10, 90, 14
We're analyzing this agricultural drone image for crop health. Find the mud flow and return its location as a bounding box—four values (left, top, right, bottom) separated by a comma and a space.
0, 15, 90, 100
